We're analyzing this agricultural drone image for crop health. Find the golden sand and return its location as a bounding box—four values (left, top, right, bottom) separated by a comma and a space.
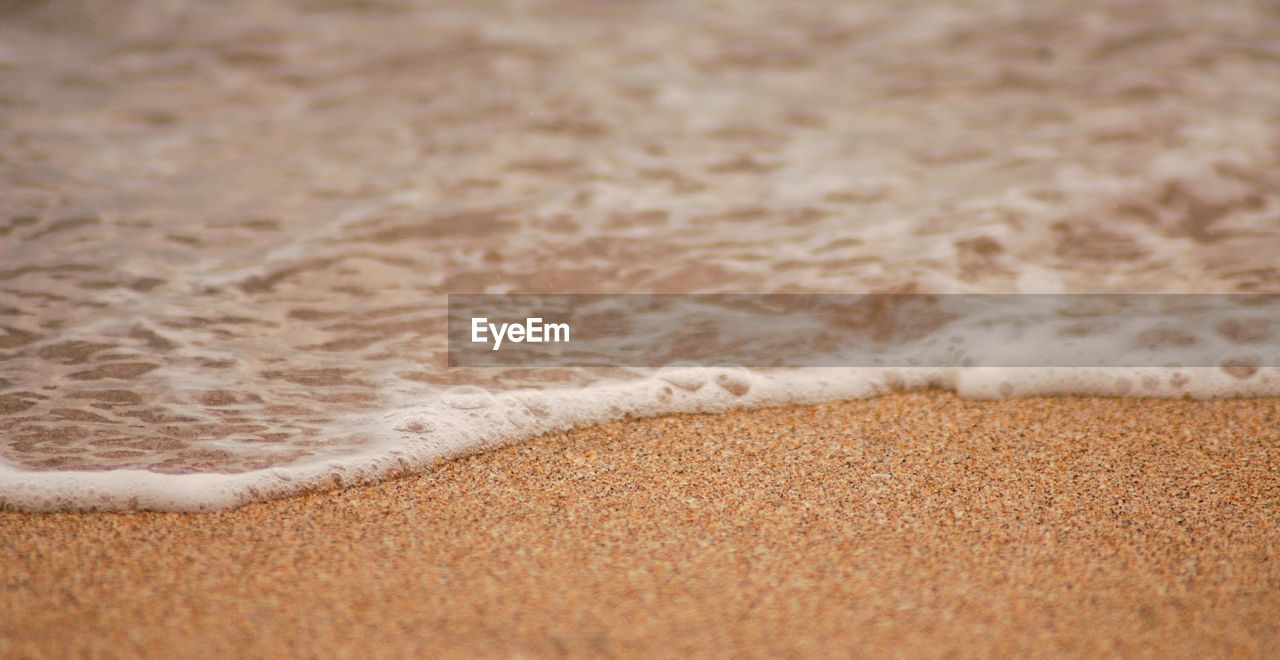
3, 393, 1278, 657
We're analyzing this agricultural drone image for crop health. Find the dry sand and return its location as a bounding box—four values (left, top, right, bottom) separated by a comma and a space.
3, 393, 1278, 658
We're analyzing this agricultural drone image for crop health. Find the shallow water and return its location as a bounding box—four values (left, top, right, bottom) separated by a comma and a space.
2, 0, 1280, 510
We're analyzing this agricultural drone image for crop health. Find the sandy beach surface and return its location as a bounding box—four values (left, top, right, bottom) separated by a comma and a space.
3, 393, 1277, 658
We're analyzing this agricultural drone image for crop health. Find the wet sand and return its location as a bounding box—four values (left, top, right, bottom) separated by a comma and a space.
3, 393, 1278, 657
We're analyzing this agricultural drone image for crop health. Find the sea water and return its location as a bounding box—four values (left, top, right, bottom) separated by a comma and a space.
2, 0, 1279, 510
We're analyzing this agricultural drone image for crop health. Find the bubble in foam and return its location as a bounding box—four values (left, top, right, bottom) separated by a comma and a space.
657, 364, 708, 392
441, 386, 494, 410
397, 419, 433, 434
713, 366, 754, 397
1221, 358, 1259, 380
514, 391, 552, 417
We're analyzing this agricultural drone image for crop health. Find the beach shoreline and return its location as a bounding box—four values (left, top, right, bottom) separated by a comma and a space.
4, 393, 1277, 657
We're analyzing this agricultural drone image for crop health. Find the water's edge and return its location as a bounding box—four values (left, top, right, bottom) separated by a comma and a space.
6, 367, 1277, 512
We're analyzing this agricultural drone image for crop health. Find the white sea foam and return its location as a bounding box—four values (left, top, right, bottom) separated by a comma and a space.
4, 365, 1279, 511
